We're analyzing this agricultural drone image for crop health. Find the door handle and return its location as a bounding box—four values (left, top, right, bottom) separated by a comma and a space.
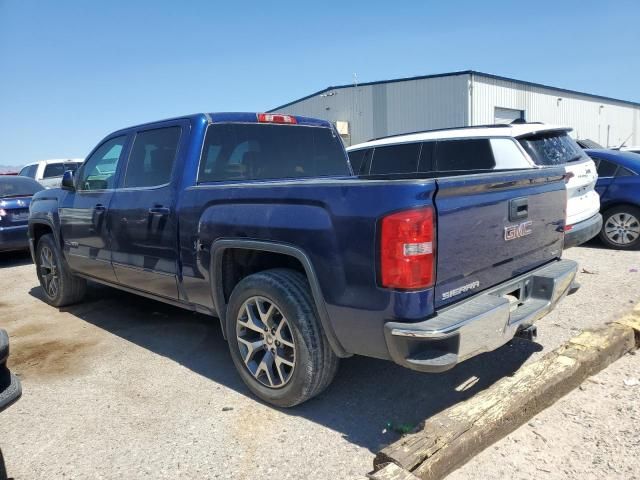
94, 204, 106, 213
148, 206, 170, 216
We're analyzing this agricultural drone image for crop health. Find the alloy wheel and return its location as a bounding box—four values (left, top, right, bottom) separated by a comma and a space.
236, 296, 296, 388
39, 246, 59, 298
604, 212, 640, 246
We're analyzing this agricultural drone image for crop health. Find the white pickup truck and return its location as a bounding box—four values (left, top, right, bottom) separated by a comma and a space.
19, 159, 83, 189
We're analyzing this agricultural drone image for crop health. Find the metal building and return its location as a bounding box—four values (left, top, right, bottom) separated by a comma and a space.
269, 70, 640, 148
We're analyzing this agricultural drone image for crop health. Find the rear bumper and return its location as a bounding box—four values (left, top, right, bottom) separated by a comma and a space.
0, 225, 29, 252
564, 213, 602, 249
383, 259, 579, 373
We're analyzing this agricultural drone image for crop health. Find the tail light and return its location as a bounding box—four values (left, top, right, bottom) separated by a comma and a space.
380, 207, 435, 289
257, 113, 297, 124
563, 173, 573, 234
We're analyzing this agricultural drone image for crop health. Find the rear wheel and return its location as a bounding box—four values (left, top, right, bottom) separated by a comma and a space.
226, 268, 339, 407
599, 206, 640, 250
35, 234, 86, 307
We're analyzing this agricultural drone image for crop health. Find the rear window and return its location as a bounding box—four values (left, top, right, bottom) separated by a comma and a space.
435, 139, 495, 171
198, 124, 348, 182
19, 165, 37, 179
43, 163, 66, 178
518, 131, 586, 166
42, 162, 81, 178
369, 143, 420, 174
0, 177, 43, 198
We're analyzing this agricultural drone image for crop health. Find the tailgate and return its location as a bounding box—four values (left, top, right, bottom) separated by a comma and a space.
565, 158, 599, 225
434, 168, 566, 309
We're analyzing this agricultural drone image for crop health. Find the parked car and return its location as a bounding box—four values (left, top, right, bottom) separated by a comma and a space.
19, 159, 83, 189
584, 149, 640, 249
0, 329, 23, 479
346, 123, 602, 249
0, 176, 44, 252
28, 112, 579, 407
619, 146, 640, 155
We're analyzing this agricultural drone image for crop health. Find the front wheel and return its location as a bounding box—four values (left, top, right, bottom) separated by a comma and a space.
35, 234, 86, 307
226, 269, 339, 407
599, 206, 640, 250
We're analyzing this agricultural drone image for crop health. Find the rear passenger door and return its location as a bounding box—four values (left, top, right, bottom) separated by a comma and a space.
108, 121, 187, 300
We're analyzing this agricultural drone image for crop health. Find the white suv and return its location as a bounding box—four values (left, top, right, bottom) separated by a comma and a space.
19, 159, 84, 189
347, 123, 602, 248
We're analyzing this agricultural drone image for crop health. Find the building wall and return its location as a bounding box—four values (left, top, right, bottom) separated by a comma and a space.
471, 75, 640, 146
273, 72, 640, 148
272, 74, 469, 146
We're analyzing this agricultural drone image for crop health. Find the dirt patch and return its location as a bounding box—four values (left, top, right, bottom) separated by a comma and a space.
9, 322, 45, 338
8, 337, 99, 379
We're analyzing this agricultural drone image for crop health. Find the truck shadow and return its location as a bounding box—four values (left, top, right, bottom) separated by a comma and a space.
0, 251, 32, 268
29, 283, 542, 453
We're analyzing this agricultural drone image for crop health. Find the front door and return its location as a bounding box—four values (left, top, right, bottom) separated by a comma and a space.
108, 124, 183, 299
59, 135, 128, 282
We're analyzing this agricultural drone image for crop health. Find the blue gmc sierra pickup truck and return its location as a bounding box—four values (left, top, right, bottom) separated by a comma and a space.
28, 112, 579, 406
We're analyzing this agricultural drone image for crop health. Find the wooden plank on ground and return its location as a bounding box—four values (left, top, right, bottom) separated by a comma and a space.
374, 311, 640, 480
368, 462, 421, 480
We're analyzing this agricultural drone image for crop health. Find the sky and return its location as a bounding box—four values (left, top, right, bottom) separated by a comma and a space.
1, 0, 639, 167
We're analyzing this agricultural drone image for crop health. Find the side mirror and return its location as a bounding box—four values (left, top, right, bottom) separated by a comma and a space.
61, 170, 75, 191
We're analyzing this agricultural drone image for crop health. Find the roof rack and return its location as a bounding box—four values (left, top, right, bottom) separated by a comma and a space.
366, 123, 513, 142
365, 121, 549, 143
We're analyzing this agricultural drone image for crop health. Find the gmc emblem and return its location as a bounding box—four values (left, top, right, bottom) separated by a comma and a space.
504, 221, 533, 241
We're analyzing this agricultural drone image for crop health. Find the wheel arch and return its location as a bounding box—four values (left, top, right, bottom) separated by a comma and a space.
209, 239, 348, 357
601, 201, 640, 215
28, 220, 59, 260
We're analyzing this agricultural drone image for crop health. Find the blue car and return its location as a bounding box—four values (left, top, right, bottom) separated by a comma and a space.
0, 176, 43, 252
585, 149, 640, 250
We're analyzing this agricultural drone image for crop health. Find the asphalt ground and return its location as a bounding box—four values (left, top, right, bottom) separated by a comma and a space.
0, 241, 638, 479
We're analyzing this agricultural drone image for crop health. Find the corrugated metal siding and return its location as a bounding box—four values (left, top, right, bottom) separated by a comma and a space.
472, 75, 640, 146
273, 72, 640, 148
272, 74, 469, 145
383, 75, 468, 139
272, 85, 374, 146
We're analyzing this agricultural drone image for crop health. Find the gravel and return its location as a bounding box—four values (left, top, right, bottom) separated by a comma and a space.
0, 242, 638, 479
448, 352, 640, 480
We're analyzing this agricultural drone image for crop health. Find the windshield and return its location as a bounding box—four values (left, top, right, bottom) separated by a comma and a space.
518, 131, 588, 166
0, 176, 44, 197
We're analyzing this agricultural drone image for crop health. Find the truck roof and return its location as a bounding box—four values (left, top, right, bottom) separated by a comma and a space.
111, 112, 333, 136
347, 123, 572, 151
21, 158, 84, 167
585, 148, 640, 173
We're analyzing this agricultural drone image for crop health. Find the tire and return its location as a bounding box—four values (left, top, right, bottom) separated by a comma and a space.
226, 268, 339, 407
599, 205, 640, 250
0, 448, 6, 480
35, 234, 86, 307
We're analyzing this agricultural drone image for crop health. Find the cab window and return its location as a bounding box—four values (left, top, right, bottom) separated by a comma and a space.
77, 136, 127, 191
123, 127, 181, 188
